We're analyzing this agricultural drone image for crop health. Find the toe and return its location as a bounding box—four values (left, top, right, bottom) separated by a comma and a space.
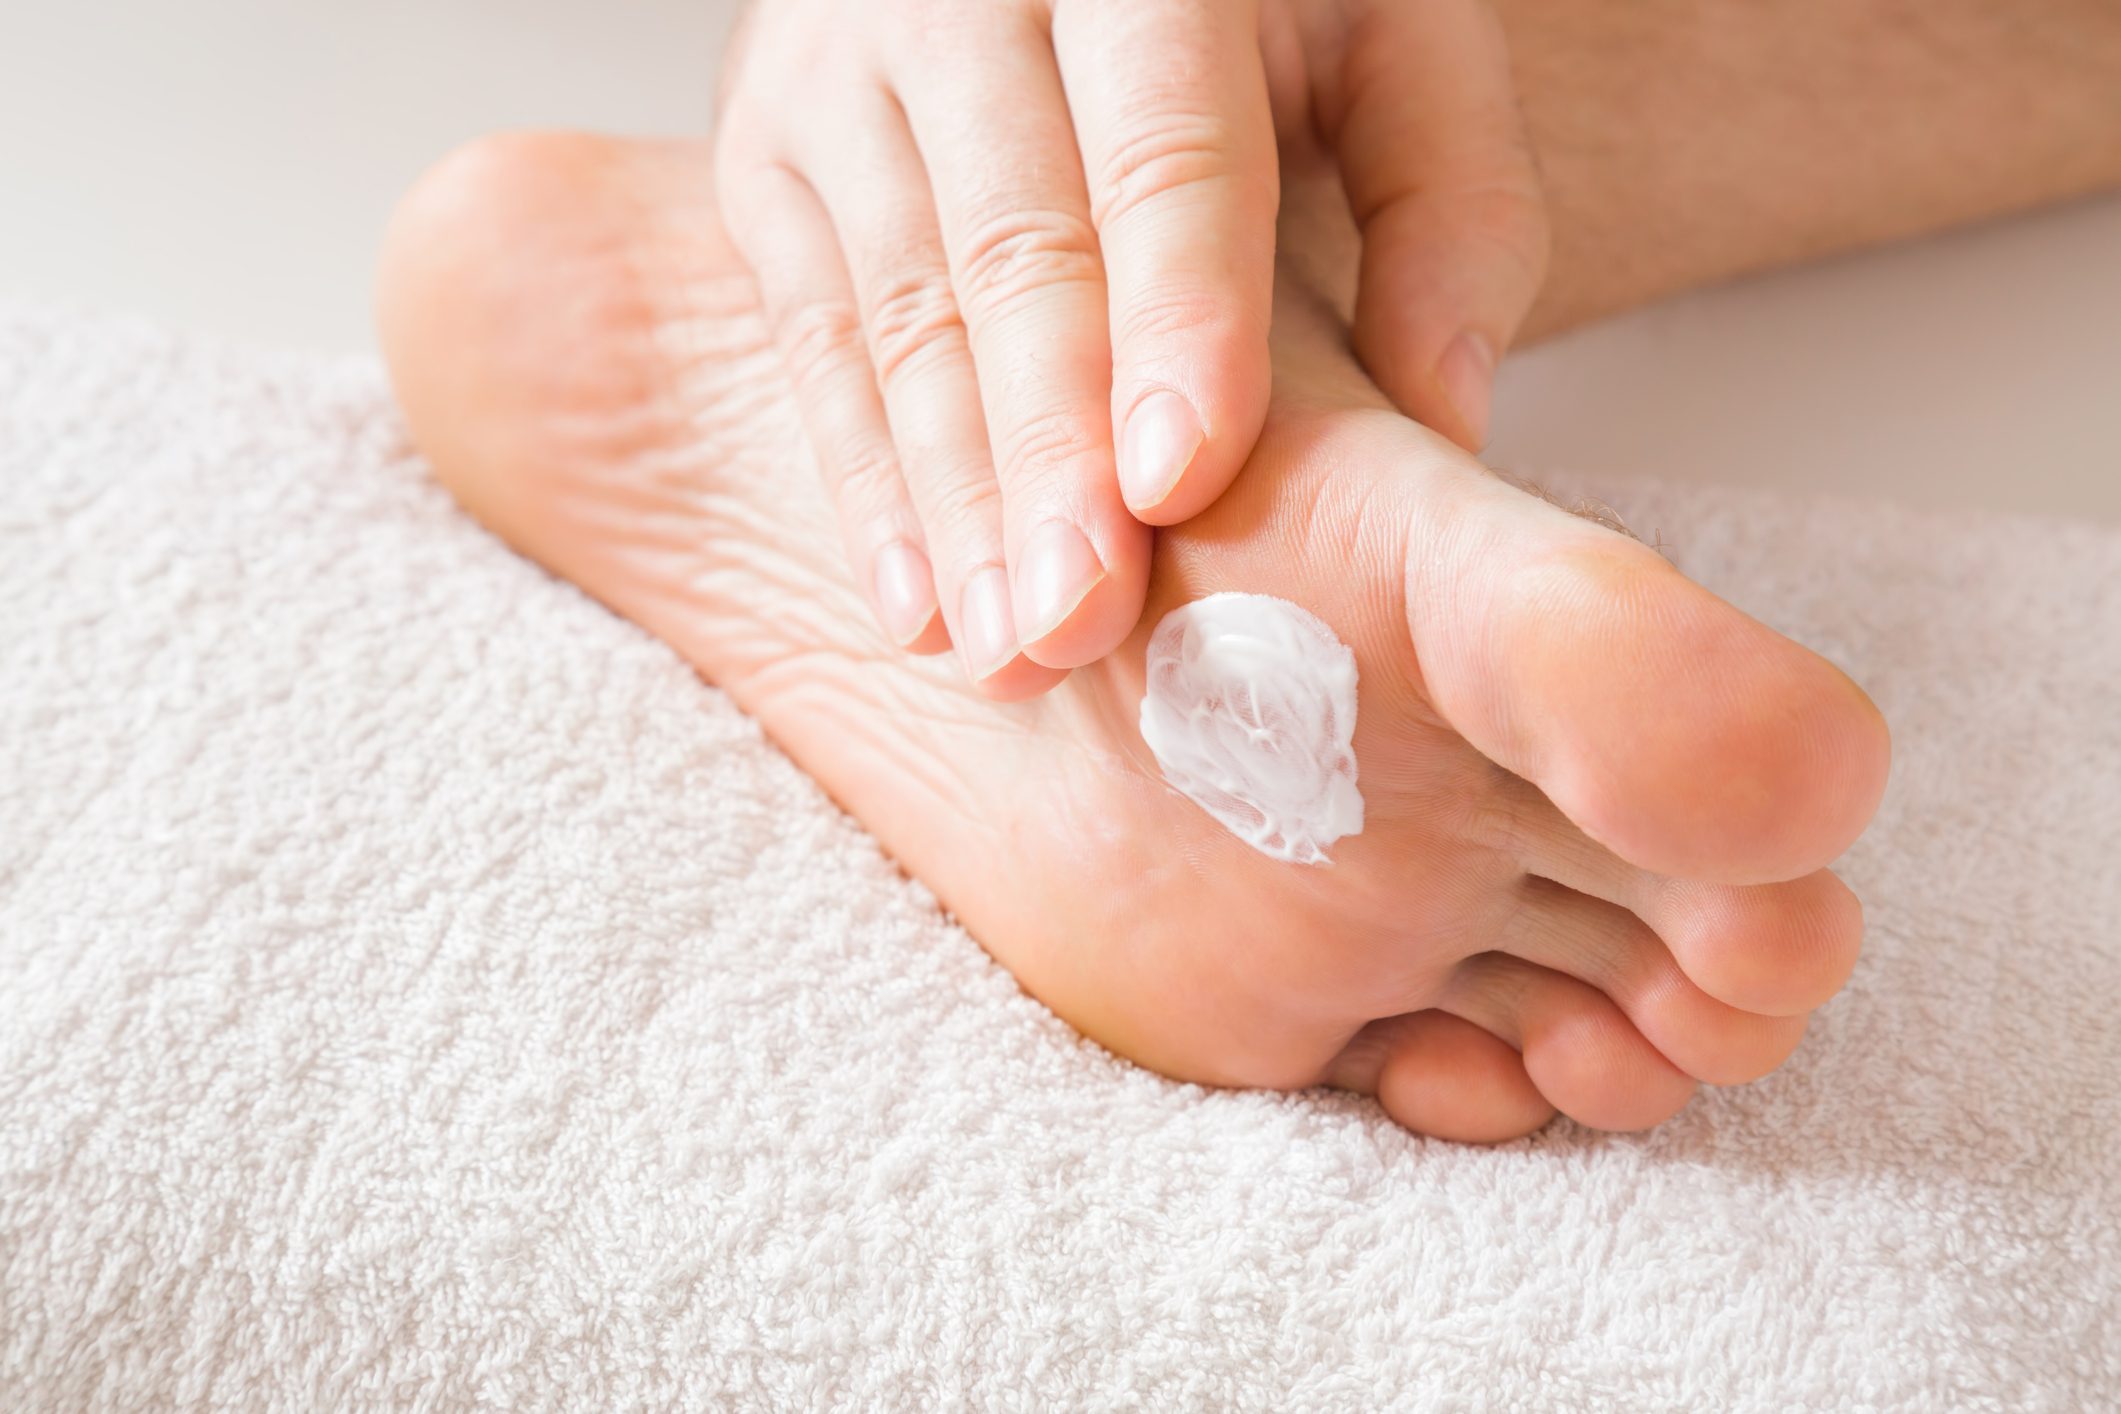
1646, 871, 1865, 1017
1408, 476, 1892, 886
1494, 778, 1865, 1020
1495, 879, 1810, 1087
1444, 954, 1697, 1131
1329, 1011, 1556, 1143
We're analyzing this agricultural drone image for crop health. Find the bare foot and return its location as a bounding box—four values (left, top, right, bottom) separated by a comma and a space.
378, 134, 1889, 1142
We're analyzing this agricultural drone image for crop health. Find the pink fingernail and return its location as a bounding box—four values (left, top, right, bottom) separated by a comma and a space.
1014, 520, 1106, 645
1438, 331, 1497, 450
958, 565, 1019, 682
871, 540, 939, 647
1119, 390, 1204, 511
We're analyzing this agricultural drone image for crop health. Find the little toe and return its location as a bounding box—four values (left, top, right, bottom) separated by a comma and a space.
1329, 1011, 1556, 1144
1443, 954, 1697, 1132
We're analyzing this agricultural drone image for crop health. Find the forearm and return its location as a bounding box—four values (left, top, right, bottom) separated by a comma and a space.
1504, 0, 2121, 338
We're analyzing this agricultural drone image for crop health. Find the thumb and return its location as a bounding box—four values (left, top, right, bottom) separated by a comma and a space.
1328, 0, 1550, 450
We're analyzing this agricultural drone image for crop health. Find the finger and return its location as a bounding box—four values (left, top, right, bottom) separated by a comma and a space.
803, 92, 1065, 699
893, 11, 1150, 669
714, 149, 948, 653
1053, 0, 1277, 524
1330, 0, 1551, 451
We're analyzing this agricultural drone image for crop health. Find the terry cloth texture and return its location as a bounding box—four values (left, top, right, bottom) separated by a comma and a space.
2, 307, 2117, 1411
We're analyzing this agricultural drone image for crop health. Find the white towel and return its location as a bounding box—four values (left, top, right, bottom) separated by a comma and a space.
3, 306, 2116, 1410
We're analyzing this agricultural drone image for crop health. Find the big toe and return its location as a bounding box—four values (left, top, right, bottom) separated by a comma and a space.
1411, 473, 1891, 885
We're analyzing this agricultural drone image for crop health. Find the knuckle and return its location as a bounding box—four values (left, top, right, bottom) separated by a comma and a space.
1112, 282, 1252, 348
863, 269, 966, 388
1360, 170, 1552, 298
952, 207, 1103, 322
996, 403, 1103, 488
823, 442, 908, 519
918, 464, 1005, 541
1459, 178, 1553, 283
775, 296, 869, 390
1089, 108, 1249, 228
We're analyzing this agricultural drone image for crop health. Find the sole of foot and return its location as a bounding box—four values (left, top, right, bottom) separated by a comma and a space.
379, 133, 1889, 1143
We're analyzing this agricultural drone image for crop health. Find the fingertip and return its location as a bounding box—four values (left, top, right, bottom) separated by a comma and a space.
869, 539, 949, 652
1115, 359, 1268, 527
1346, 176, 1547, 453
1350, 300, 1485, 456
1118, 388, 1205, 516
1015, 518, 1151, 669
955, 562, 1069, 699
1435, 330, 1496, 453
1012, 519, 1107, 642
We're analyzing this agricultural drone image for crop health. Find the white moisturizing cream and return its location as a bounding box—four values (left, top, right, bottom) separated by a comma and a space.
1137, 592, 1364, 865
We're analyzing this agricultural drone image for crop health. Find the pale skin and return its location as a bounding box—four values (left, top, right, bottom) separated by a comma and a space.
714, 0, 1550, 687
377, 3, 2120, 1140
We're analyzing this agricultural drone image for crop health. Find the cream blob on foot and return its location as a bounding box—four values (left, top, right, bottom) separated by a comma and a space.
1138, 592, 1364, 864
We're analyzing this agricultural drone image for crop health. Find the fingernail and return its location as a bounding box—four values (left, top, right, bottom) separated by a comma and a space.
958, 564, 1020, 682
1014, 520, 1107, 645
871, 539, 939, 647
1119, 390, 1204, 511
1437, 331, 1497, 450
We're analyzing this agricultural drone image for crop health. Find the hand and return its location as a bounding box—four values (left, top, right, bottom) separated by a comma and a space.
714, 0, 1549, 696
